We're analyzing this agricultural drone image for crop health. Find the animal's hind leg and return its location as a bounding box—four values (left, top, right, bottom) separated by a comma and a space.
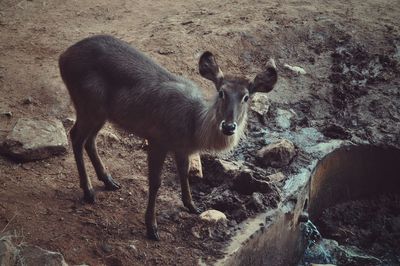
70, 119, 95, 203
84, 120, 121, 191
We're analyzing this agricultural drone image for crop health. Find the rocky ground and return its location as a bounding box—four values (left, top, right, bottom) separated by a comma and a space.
0, 0, 399, 265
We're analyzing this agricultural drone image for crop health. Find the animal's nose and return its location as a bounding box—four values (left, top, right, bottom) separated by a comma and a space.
222, 121, 237, 135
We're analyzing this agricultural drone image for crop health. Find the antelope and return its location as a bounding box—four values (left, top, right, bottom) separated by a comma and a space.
59, 35, 277, 240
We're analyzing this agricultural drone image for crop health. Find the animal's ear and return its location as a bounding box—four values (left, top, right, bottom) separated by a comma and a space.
249, 59, 278, 94
199, 51, 224, 89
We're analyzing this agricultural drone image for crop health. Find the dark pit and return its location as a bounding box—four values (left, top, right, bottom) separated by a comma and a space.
300, 145, 400, 265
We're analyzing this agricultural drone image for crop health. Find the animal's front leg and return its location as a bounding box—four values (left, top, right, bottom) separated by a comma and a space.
175, 153, 201, 214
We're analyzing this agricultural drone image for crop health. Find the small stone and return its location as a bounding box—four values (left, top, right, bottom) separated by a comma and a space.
157, 48, 175, 55
128, 244, 137, 252
257, 139, 296, 168
266, 172, 285, 182
250, 93, 270, 117
248, 192, 265, 211
1, 111, 12, 117
62, 117, 75, 128
23, 97, 33, 105
181, 20, 193, 25
99, 129, 120, 143
189, 153, 203, 179
199, 210, 227, 222
283, 63, 307, 75
275, 108, 295, 129
0, 118, 68, 162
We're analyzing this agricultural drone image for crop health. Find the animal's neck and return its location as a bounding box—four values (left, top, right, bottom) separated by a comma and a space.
195, 99, 246, 152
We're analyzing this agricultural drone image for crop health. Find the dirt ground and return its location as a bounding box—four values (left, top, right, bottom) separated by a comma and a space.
0, 0, 399, 265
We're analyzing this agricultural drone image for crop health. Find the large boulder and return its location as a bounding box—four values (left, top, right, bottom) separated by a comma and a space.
0, 118, 68, 162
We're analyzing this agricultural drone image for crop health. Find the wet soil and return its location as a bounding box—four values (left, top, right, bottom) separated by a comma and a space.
319, 194, 400, 265
0, 0, 399, 265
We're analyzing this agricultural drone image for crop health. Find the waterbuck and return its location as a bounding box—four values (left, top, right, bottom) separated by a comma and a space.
59, 35, 277, 240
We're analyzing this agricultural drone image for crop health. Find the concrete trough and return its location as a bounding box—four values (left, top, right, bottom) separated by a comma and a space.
216, 145, 400, 266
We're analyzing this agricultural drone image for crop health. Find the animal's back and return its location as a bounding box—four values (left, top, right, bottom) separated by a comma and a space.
59, 35, 173, 89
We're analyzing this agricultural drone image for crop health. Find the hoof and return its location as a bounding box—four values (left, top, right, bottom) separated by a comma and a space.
146, 225, 160, 241
102, 175, 121, 191
83, 189, 96, 204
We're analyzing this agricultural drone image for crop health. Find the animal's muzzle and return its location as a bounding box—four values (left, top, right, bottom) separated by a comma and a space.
221, 121, 237, 136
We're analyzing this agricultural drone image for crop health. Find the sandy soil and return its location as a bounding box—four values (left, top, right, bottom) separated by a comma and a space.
0, 0, 399, 265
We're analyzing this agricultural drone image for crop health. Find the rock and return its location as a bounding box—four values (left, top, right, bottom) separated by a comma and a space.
1, 111, 12, 118
257, 139, 296, 168
200, 155, 243, 186
22, 97, 33, 105
216, 159, 242, 176
283, 63, 307, 75
232, 170, 275, 195
267, 172, 285, 182
128, 244, 137, 252
199, 210, 227, 222
250, 93, 270, 117
157, 48, 175, 55
247, 192, 265, 211
99, 129, 120, 143
204, 186, 244, 212
0, 236, 18, 266
311, 264, 336, 266
189, 153, 203, 179
275, 108, 295, 129
0, 118, 68, 162
307, 139, 346, 158
62, 117, 75, 128
17, 245, 68, 266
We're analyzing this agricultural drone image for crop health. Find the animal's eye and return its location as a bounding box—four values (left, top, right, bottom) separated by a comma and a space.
243, 95, 249, 102
219, 90, 224, 99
